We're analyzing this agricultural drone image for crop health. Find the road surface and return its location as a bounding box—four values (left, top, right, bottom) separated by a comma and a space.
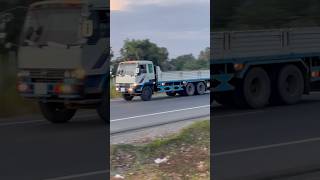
5, 92, 320, 179
0, 94, 209, 179
213, 93, 320, 179
110, 94, 210, 134
0, 112, 108, 180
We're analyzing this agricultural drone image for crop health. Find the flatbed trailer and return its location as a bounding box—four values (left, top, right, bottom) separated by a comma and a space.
212, 27, 320, 108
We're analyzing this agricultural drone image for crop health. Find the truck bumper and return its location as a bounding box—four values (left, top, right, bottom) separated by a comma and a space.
115, 85, 143, 95
17, 81, 85, 100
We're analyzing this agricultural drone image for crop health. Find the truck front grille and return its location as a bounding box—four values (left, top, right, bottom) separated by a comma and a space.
28, 69, 65, 83
117, 83, 131, 88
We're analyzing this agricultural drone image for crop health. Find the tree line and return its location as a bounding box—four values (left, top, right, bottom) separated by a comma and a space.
111, 39, 209, 74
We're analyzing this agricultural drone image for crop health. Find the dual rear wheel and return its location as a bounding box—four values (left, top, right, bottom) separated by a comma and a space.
168, 82, 207, 97
215, 65, 304, 109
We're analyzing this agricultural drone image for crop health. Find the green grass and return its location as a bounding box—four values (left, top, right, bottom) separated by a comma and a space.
110, 120, 210, 179
110, 84, 121, 99
0, 56, 38, 118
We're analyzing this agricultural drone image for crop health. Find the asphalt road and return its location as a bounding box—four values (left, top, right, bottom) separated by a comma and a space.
213, 93, 320, 180
0, 93, 209, 179
0, 112, 108, 180
5, 91, 320, 179
110, 94, 210, 134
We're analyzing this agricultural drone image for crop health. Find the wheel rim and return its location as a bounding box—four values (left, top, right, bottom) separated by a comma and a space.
249, 78, 262, 98
198, 83, 205, 93
186, 83, 195, 95
284, 74, 298, 95
244, 68, 271, 108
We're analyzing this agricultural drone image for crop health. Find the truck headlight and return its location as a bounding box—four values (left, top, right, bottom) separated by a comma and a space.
71, 68, 86, 79
17, 70, 30, 78
131, 83, 138, 87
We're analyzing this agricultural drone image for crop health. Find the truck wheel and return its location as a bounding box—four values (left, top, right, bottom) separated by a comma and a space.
123, 94, 134, 101
39, 102, 76, 123
166, 92, 177, 97
178, 90, 187, 96
277, 65, 304, 104
185, 83, 195, 96
196, 82, 206, 95
242, 67, 271, 108
141, 86, 153, 101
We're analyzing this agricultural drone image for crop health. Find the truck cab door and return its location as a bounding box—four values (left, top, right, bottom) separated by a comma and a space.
147, 63, 156, 83
137, 64, 147, 84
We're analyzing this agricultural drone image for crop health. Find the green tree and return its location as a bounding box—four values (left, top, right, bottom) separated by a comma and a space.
197, 47, 210, 69
120, 39, 169, 70
170, 54, 196, 71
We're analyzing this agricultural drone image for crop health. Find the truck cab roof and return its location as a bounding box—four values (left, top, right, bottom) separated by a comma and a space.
120, 60, 153, 64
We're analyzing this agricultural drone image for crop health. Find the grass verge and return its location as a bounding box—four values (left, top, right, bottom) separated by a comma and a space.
110, 120, 210, 180
0, 75, 39, 118
110, 84, 121, 99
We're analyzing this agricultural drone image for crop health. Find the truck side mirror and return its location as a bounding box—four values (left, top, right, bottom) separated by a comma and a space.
81, 20, 93, 37
136, 68, 140, 74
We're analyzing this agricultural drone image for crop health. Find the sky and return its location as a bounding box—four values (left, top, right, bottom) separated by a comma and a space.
110, 0, 210, 59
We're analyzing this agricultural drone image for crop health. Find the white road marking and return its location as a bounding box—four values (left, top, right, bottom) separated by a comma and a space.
215, 137, 320, 157
45, 170, 108, 180
110, 105, 210, 122
0, 107, 264, 127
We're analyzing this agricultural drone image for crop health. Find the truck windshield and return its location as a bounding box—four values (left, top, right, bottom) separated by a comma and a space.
117, 63, 137, 76
21, 5, 82, 46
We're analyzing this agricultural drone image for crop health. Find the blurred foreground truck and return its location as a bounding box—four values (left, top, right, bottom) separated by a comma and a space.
212, 27, 320, 108
16, 0, 109, 123
115, 61, 210, 101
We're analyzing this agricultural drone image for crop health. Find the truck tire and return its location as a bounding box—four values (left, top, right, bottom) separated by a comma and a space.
178, 90, 187, 96
141, 86, 152, 101
166, 92, 177, 97
196, 82, 206, 95
185, 83, 195, 96
123, 94, 134, 101
277, 65, 304, 104
39, 102, 76, 123
242, 67, 271, 108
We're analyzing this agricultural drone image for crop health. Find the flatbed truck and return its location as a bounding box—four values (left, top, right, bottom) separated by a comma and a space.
115, 60, 210, 101
212, 27, 320, 108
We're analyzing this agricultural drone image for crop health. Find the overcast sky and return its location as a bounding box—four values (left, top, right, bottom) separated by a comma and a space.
110, 0, 210, 59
